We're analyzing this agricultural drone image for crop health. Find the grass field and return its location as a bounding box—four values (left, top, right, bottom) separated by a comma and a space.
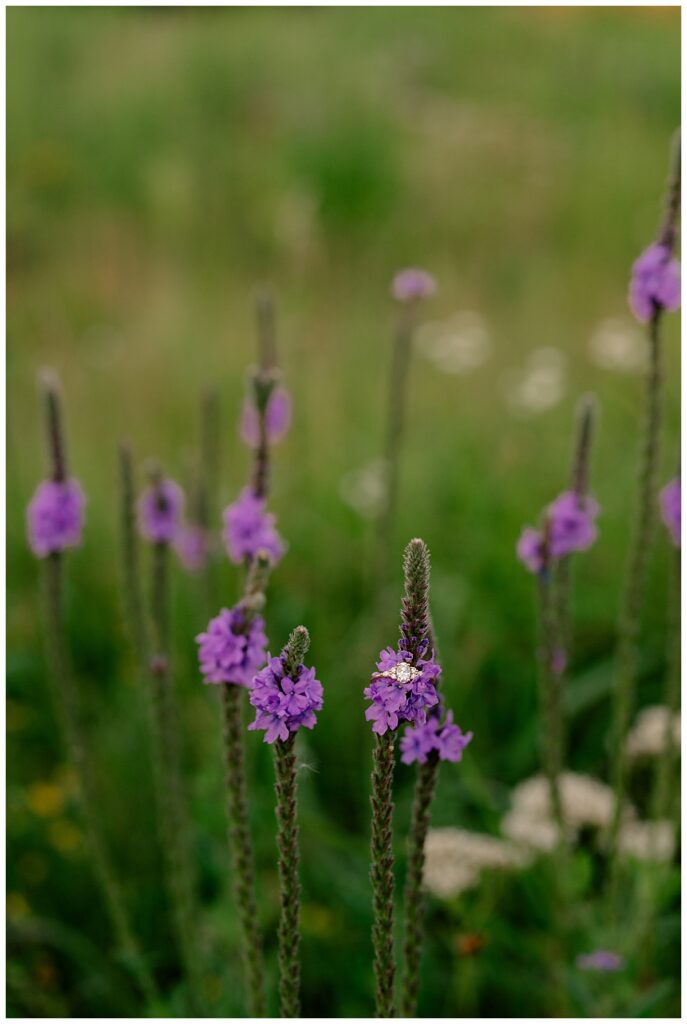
6, 7, 681, 1017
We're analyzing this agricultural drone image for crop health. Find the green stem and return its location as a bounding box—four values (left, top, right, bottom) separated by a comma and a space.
608, 307, 663, 889
537, 573, 565, 837
148, 541, 204, 1011
118, 443, 149, 665
377, 307, 415, 583
275, 733, 300, 1018
43, 553, 158, 1008
370, 730, 397, 1018
221, 684, 267, 1016
400, 753, 439, 1017
652, 544, 681, 825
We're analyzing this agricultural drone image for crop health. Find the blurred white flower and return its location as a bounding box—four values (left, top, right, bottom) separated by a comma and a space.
424, 827, 529, 899
503, 347, 567, 417
501, 772, 632, 852
618, 820, 675, 863
339, 459, 387, 518
588, 318, 647, 374
415, 311, 491, 375
626, 705, 681, 759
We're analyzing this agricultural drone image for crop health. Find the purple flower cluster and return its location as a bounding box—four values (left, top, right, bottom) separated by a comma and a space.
576, 950, 624, 973
196, 605, 268, 687
660, 476, 681, 548
628, 243, 681, 322
391, 268, 437, 304
248, 652, 323, 743
517, 491, 600, 574
223, 486, 285, 565
400, 711, 473, 765
364, 647, 440, 736
241, 388, 292, 448
137, 479, 184, 544
27, 478, 86, 558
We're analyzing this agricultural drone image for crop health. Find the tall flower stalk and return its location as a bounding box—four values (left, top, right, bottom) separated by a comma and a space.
399, 540, 472, 1016
30, 373, 157, 1008
365, 536, 466, 1017
196, 292, 290, 1013
137, 464, 204, 1010
247, 624, 323, 1017
607, 132, 681, 880
370, 728, 397, 1018
199, 554, 271, 1017
376, 270, 436, 583
652, 472, 681, 825
517, 400, 600, 841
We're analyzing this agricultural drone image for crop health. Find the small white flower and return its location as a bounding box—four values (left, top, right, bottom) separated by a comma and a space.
618, 820, 675, 863
626, 705, 681, 759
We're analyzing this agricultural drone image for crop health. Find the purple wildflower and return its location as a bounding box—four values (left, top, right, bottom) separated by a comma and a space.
223, 486, 285, 565
174, 524, 208, 573
576, 950, 624, 973
241, 387, 292, 448
516, 526, 546, 574
364, 647, 440, 736
400, 711, 472, 765
137, 478, 184, 544
196, 606, 268, 687
660, 476, 681, 548
248, 650, 323, 743
391, 268, 437, 303
548, 491, 599, 556
27, 478, 86, 558
628, 243, 681, 322
517, 491, 599, 574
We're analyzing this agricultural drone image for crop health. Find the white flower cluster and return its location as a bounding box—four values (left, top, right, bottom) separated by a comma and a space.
618, 820, 676, 863
423, 827, 528, 899
625, 705, 681, 759
501, 772, 624, 852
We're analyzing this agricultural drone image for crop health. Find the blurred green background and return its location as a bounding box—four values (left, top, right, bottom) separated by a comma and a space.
6, 6, 681, 1017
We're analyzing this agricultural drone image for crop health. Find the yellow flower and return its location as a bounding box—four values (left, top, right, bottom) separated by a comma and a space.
26, 782, 64, 818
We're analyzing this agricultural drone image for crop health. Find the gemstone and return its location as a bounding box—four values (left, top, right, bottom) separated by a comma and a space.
376, 662, 421, 685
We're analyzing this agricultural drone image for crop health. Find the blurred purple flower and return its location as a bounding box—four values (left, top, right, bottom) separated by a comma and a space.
196, 605, 268, 687
248, 650, 323, 743
223, 486, 285, 565
391, 268, 437, 303
400, 711, 472, 765
174, 524, 208, 573
516, 526, 546, 574
517, 491, 599, 574
660, 476, 681, 547
576, 950, 624, 972
137, 479, 184, 544
364, 647, 440, 736
629, 243, 681, 322
241, 387, 292, 448
27, 478, 86, 558
548, 491, 599, 556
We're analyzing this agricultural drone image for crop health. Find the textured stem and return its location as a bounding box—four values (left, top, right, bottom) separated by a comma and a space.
608, 307, 663, 879
118, 442, 149, 665
222, 685, 267, 1016
370, 730, 396, 1018
43, 553, 158, 1007
40, 369, 67, 483
536, 572, 565, 837
275, 733, 300, 1018
148, 542, 204, 1010
198, 387, 220, 532
652, 545, 681, 825
377, 307, 415, 580
400, 753, 439, 1016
